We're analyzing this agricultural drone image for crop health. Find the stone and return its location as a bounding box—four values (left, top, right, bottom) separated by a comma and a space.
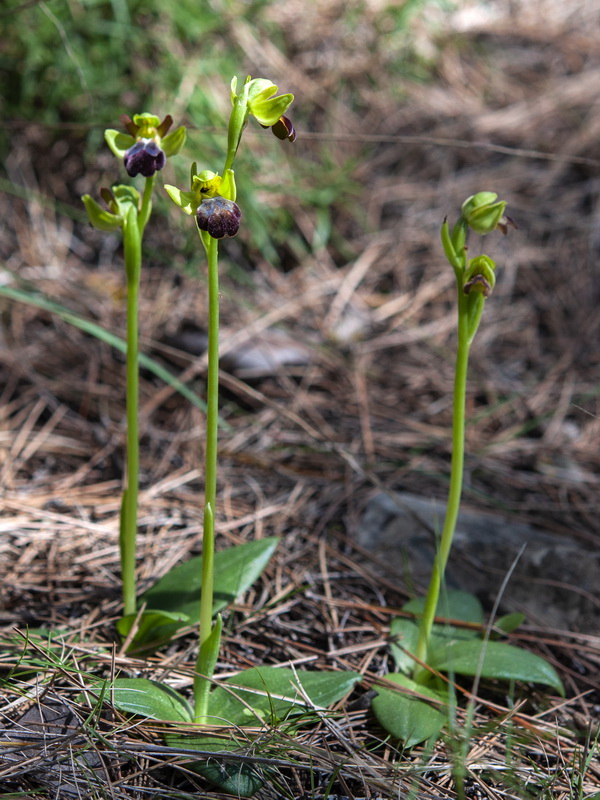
357, 492, 600, 632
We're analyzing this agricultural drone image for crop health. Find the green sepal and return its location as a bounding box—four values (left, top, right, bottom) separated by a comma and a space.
162, 125, 186, 158
105, 129, 135, 158
82, 194, 122, 232
228, 79, 251, 164
462, 254, 496, 342
463, 254, 496, 295
164, 185, 197, 215
132, 112, 161, 129
247, 79, 294, 126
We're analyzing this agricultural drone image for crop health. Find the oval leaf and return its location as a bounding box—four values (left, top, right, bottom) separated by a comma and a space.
493, 612, 526, 636
141, 537, 279, 622
403, 590, 484, 627
96, 678, 193, 722
389, 617, 420, 675
116, 609, 191, 653
428, 640, 564, 695
207, 667, 361, 727
163, 733, 267, 797
371, 673, 447, 747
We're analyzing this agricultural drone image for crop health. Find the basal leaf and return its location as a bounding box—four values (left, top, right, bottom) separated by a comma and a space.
371, 673, 447, 747
163, 733, 267, 797
207, 667, 361, 727
141, 537, 279, 622
389, 617, 420, 674
428, 640, 565, 695
95, 678, 193, 722
116, 609, 191, 653
493, 612, 526, 636
403, 590, 484, 627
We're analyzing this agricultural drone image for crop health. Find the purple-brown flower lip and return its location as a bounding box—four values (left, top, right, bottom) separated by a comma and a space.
123, 139, 166, 178
261, 115, 296, 142
196, 196, 242, 239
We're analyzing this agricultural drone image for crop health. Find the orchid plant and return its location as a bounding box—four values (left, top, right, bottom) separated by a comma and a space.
83, 113, 186, 617
371, 194, 564, 746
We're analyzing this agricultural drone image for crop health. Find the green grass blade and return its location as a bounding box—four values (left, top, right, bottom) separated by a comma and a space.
0, 282, 208, 413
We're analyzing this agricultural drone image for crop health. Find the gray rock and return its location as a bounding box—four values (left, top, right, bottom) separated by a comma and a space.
357, 492, 600, 632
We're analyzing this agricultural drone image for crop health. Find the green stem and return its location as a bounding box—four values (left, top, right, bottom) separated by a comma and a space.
138, 174, 155, 235
413, 284, 470, 676
194, 234, 221, 723
120, 215, 142, 617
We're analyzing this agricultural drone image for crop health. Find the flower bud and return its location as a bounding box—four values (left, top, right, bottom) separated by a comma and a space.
461, 192, 508, 236
82, 185, 140, 231
196, 196, 242, 239
463, 254, 496, 297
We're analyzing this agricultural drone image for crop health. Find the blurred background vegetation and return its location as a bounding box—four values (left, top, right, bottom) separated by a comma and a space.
0, 0, 445, 267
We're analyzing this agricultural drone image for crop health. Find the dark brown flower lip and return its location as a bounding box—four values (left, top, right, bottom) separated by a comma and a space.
196, 196, 242, 239
123, 139, 166, 178
260, 115, 296, 142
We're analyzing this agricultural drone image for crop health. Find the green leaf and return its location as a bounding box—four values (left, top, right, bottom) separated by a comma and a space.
94, 678, 193, 722
493, 612, 526, 636
163, 733, 267, 797
116, 609, 191, 652
371, 673, 447, 747
428, 640, 565, 695
403, 590, 484, 627
207, 667, 361, 727
141, 538, 279, 622
389, 617, 420, 674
